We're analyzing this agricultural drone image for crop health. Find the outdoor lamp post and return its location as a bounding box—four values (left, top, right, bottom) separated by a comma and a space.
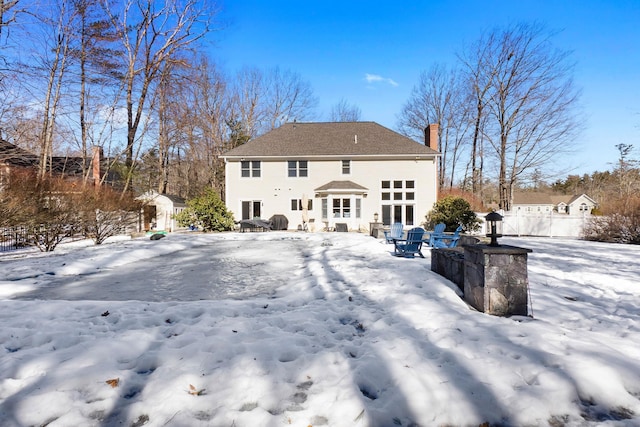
374, 212, 379, 222
485, 211, 503, 246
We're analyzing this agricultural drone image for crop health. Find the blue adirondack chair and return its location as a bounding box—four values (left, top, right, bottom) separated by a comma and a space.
431, 225, 464, 248
383, 222, 404, 243
393, 227, 426, 258
427, 223, 447, 247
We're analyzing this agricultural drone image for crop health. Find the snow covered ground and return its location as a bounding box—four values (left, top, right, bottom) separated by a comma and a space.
0, 232, 639, 427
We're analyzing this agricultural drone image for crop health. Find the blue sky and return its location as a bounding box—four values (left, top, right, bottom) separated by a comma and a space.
213, 0, 639, 176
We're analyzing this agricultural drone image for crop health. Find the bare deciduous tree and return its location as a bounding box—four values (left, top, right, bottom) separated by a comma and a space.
30, 0, 75, 179
478, 23, 581, 210
104, 0, 215, 192
0, 0, 20, 38
263, 66, 317, 129
329, 98, 361, 122
397, 64, 470, 190
229, 66, 317, 138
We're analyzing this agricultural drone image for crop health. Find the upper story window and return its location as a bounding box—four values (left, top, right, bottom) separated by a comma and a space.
241, 160, 261, 178
288, 160, 308, 177
381, 180, 416, 202
342, 160, 351, 175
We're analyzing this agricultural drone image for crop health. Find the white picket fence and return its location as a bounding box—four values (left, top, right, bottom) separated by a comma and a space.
476, 211, 591, 238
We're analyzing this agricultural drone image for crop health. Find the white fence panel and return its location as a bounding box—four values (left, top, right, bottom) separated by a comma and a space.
476, 212, 590, 238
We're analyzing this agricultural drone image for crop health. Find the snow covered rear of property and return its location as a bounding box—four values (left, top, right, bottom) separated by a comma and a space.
0, 232, 639, 426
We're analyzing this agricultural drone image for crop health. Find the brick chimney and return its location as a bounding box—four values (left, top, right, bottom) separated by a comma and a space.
92, 146, 103, 187
424, 123, 439, 151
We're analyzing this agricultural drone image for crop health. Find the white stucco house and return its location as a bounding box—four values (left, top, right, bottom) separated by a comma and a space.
221, 121, 440, 232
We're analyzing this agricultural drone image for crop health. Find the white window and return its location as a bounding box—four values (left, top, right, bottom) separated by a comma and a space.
342, 160, 351, 175
291, 199, 312, 211
288, 160, 308, 177
380, 180, 416, 225
333, 198, 351, 218
241, 161, 260, 178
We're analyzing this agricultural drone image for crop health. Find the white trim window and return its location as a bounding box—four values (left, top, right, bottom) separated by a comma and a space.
342, 160, 351, 175
241, 200, 261, 219
241, 161, 261, 178
380, 180, 416, 225
288, 160, 308, 177
291, 199, 313, 211
333, 198, 351, 218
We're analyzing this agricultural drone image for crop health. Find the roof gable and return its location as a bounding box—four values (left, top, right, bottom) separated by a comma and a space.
221, 122, 439, 158
567, 194, 597, 206
0, 140, 38, 167
314, 180, 368, 192
138, 191, 186, 206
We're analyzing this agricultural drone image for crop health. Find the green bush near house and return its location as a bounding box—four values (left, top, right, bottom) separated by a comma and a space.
425, 196, 481, 232
174, 188, 235, 232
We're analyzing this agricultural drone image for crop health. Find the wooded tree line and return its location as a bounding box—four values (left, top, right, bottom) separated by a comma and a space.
0, 0, 334, 200
0, 3, 615, 214
397, 23, 582, 211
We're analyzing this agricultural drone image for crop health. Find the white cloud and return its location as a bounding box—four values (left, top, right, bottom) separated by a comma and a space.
364, 73, 399, 87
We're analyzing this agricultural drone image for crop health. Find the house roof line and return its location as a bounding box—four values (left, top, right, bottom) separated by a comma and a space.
513, 192, 597, 206
224, 154, 439, 160
221, 122, 440, 158
314, 180, 369, 192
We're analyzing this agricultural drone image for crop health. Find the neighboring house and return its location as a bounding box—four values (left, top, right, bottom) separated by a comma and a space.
0, 140, 112, 189
511, 192, 597, 215
221, 121, 440, 232
137, 191, 187, 232
1, 140, 38, 190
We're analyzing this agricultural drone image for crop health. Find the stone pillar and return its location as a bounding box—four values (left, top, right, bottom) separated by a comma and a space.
369, 222, 384, 238
463, 244, 532, 316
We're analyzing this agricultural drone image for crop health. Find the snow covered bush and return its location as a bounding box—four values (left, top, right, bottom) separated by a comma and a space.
583, 213, 640, 244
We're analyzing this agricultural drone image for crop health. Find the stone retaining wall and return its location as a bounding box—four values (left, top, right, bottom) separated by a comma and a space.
430, 236, 531, 316
430, 248, 465, 291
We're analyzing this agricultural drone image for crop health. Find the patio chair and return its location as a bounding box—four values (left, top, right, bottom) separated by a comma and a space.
393, 227, 426, 258
431, 225, 464, 248
383, 222, 404, 243
427, 223, 447, 247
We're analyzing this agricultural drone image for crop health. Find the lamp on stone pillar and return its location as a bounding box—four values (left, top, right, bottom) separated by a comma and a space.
373, 212, 379, 222
485, 211, 503, 246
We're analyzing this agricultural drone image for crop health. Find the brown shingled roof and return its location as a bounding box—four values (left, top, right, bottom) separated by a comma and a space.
314, 180, 369, 192
221, 122, 439, 158
0, 139, 38, 167
514, 192, 583, 205
513, 192, 555, 205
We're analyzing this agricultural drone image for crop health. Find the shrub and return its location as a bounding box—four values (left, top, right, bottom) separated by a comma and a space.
425, 196, 482, 232
3, 170, 142, 250
79, 187, 141, 245
583, 213, 640, 244
174, 187, 235, 232
5, 172, 83, 252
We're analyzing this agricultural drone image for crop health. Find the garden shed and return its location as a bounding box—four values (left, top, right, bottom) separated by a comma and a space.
138, 191, 187, 232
